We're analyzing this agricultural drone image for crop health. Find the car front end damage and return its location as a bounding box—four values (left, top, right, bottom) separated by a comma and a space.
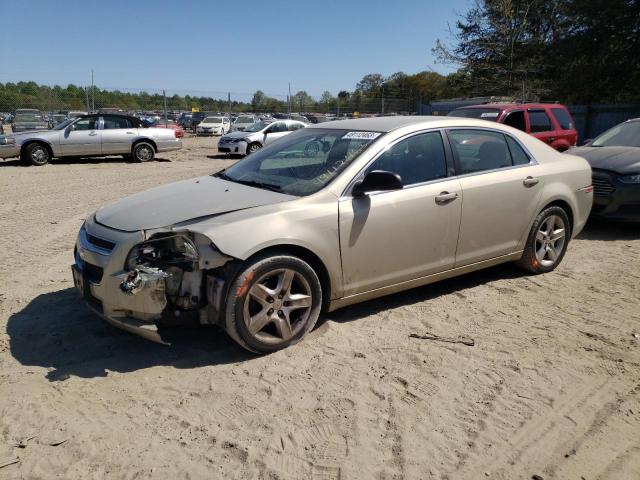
71, 215, 238, 343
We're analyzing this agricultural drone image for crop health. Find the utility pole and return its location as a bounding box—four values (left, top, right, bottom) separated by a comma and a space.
288, 82, 292, 118
381, 86, 385, 115
227, 92, 231, 116
85, 86, 90, 113
163, 89, 168, 126
91, 69, 95, 113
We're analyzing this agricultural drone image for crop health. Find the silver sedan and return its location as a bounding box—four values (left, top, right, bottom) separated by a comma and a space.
0, 114, 182, 165
72, 116, 593, 352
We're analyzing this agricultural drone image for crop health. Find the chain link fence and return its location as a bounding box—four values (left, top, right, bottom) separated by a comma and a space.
0, 82, 414, 131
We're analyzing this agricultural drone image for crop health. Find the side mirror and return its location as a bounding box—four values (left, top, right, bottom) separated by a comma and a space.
582, 138, 593, 146
352, 170, 403, 197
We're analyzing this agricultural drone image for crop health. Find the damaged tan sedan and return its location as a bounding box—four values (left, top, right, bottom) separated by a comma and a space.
72, 117, 593, 353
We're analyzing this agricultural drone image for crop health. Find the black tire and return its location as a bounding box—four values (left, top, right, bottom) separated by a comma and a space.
246, 142, 262, 155
518, 205, 571, 274
224, 254, 322, 353
122, 154, 133, 161
132, 142, 155, 162
21, 142, 51, 166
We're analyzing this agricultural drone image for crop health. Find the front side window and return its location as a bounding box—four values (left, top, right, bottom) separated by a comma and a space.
103, 116, 131, 129
551, 108, 574, 130
365, 132, 447, 186
448, 129, 513, 174
503, 110, 526, 131
267, 122, 288, 133
528, 110, 553, 132
73, 117, 97, 131
220, 128, 379, 196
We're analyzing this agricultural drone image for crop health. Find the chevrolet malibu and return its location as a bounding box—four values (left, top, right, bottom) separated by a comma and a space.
218, 119, 306, 156
72, 117, 593, 353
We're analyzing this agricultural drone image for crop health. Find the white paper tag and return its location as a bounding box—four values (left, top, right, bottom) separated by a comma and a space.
342, 131, 382, 140
480, 112, 499, 118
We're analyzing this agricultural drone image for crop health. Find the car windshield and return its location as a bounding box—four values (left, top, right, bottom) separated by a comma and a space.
53, 119, 75, 130
217, 128, 381, 196
204, 117, 223, 123
14, 114, 44, 122
448, 108, 501, 121
592, 121, 640, 147
236, 116, 254, 123
243, 121, 270, 132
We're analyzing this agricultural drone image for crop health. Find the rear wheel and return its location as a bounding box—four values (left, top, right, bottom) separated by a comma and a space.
518, 206, 570, 273
224, 254, 322, 353
22, 142, 50, 166
132, 142, 155, 162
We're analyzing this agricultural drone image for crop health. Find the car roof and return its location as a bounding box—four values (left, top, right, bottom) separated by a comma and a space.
456, 103, 567, 110
309, 116, 445, 132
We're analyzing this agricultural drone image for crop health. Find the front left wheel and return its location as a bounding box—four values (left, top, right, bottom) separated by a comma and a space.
224, 254, 322, 353
21, 142, 50, 166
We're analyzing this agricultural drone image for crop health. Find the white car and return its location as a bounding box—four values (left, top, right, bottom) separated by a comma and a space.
218, 119, 307, 156
232, 115, 259, 132
196, 116, 231, 136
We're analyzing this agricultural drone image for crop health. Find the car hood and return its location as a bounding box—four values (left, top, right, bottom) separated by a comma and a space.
12, 129, 58, 140
569, 146, 640, 174
95, 175, 295, 232
223, 130, 260, 140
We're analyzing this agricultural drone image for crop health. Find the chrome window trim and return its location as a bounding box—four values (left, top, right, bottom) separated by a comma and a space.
444, 126, 538, 180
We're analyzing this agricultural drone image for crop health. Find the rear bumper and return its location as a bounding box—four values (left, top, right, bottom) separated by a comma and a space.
0, 144, 19, 159
156, 138, 182, 153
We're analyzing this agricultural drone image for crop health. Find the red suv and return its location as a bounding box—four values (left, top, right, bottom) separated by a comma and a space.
448, 103, 578, 151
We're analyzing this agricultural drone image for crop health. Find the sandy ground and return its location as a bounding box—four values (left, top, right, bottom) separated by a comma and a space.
0, 136, 639, 480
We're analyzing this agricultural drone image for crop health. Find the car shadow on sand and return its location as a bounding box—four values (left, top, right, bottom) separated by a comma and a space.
7, 287, 252, 382
324, 262, 527, 324
0, 156, 171, 167
577, 219, 639, 241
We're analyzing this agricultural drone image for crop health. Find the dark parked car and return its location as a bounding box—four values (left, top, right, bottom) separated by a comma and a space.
569, 119, 640, 222
448, 103, 578, 151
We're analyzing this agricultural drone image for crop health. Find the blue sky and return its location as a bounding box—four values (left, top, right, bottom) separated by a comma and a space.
0, 0, 471, 99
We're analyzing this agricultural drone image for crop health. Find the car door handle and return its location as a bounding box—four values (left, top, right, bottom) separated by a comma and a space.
126, 131, 135, 134
523, 176, 539, 187
435, 191, 459, 204
88, 132, 98, 136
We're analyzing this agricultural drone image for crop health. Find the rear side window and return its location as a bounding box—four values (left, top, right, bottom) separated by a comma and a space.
448, 130, 512, 174
551, 108, 574, 130
268, 122, 288, 133
503, 110, 526, 132
103, 116, 132, 129
528, 110, 553, 132
505, 136, 530, 165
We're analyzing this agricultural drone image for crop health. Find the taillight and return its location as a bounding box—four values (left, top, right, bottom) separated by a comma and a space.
174, 129, 179, 139
581, 185, 593, 193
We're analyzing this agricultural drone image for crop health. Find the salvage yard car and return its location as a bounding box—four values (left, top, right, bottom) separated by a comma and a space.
72, 116, 593, 353
196, 116, 231, 136
218, 119, 306, 156
0, 113, 182, 165
448, 103, 578, 151
232, 115, 259, 132
11, 109, 49, 133
569, 118, 640, 222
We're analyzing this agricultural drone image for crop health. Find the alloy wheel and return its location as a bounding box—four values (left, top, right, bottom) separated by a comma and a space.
535, 215, 566, 267
31, 145, 49, 164
242, 268, 313, 345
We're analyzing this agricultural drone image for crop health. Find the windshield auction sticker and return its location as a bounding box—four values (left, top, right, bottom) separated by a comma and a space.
342, 131, 382, 140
